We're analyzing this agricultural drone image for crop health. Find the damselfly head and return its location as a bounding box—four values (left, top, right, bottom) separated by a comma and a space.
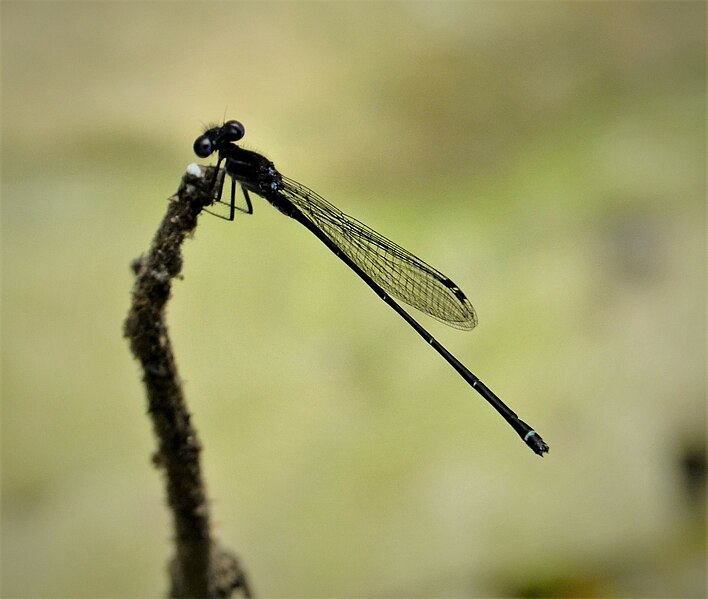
193, 120, 245, 159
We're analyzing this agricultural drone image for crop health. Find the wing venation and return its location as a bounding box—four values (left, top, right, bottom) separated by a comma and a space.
279, 177, 477, 330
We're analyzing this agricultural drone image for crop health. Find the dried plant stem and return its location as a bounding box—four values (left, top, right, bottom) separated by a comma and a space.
124, 167, 251, 598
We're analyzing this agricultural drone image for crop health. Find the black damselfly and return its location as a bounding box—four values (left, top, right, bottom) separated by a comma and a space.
193, 120, 549, 456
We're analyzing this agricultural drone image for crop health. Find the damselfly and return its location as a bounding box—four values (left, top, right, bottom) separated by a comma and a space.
193, 120, 548, 456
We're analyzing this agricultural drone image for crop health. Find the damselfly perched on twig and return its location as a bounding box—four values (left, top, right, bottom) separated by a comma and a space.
193, 120, 548, 456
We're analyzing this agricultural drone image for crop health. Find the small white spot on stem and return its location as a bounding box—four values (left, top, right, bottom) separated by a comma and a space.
151, 269, 170, 283
185, 163, 203, 177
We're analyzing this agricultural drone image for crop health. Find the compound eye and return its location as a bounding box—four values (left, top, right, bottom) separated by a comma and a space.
193, 136, 213, 158
222, 120, 245, 142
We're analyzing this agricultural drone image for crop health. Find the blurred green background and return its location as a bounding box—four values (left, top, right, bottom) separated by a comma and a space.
2, 2, 705, 598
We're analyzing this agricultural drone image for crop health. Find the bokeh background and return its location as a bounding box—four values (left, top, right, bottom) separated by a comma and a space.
2, 2, 705, 598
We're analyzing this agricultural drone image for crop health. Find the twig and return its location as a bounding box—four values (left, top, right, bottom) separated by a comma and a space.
124, 166, 252, 598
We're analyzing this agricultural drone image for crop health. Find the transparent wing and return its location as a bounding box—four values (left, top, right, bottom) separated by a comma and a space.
279, 176, 477, 330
